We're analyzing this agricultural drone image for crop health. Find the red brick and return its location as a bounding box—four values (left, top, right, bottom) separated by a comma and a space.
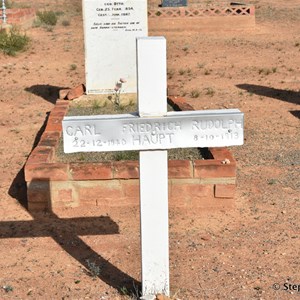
57, 189, 73, 202
55, 100, 70, 107
45, 116, 63, 132
70, 163, 113, 180
209, 147, 235, 162
78, 181, 123, 202
167, 85, 178, 96
170, 182, 214, 207
121, 180, 139, 197
26, 146, 54, 164
25, 163, 69, 181
27, 181, 50, 203
194, 160, 236, 178
170, 180, 213, 198
214, 184, 236, 198
113, 161, 139, 179
66, 84, 85, 100
39, 131, 61, 148
168, 160, 192, 178
51, 188, 78, 209
96, 196, 138, 207
28, 202, 48, 211
49, 110, 67, 118
168, 96, 194, 111
51, 105, 69, 116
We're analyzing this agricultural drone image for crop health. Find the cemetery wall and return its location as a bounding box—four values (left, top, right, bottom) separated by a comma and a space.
25, 98, 237, 212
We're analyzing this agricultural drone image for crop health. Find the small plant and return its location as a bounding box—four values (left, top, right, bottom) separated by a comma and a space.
180, 90, 187, 97
120, 286, 130, 295
167, 69, 175, 79
45, 25, 54, 32
32, 18, 42, 28
204, 87, 215, 97
186, 68, 192, 75
113, 78, 126, 106
92, 100, 101, 109
36, 10, 58, 26
190, 89, 200, 98
10, 128, 20, 134
258, 67, 276, 76
178, 68, 186, 75
197, 62, 205, 69
204, 69, 211, 75
182, 45, 189, 52
78, 153, 85, 161
86, 260, 102, 279
267, 178, 277, 185
62, 19, 71, 26
0, 27, 30, 56
114, 151, 139, 161
5, 0, 13, 8
2, 285, 13, 293
55, 11, 65, 17
119, 283, 141, 299
70, 63, 77, 71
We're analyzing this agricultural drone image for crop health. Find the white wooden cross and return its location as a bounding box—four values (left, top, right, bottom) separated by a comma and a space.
62, 37, 244, 299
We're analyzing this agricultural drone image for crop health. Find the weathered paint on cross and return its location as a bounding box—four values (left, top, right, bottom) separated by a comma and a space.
62, 37, 244, 299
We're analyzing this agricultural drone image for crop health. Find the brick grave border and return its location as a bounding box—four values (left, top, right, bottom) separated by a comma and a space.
25, 96, 238, 212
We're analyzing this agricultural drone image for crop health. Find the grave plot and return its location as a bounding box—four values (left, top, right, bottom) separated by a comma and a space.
25, 37, 243, 298
24, 96, 239, 212
148, 2, 255, 32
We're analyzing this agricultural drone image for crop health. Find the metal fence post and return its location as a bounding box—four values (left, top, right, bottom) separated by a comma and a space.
2, 0, 7, 24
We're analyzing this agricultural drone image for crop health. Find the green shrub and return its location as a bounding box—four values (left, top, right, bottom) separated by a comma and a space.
36, 10, 58, 26
70, 63, 77, 71
5, 0, 13, 8
0, 27, 30, 56
190, 89, 200, 98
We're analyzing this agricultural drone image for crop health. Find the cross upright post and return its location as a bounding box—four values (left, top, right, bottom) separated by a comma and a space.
136, 37, 170, 299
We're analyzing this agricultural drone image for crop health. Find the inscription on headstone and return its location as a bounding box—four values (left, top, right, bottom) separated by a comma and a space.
83, 0, 148, 94
161, 0, 187, 7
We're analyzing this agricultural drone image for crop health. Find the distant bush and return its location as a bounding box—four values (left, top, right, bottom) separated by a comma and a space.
36, 10, 58, 26
0, 27, 30, 56
5, 0, 13, 9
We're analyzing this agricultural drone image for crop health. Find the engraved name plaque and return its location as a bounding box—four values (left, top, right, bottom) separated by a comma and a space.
62, 109, 244, 153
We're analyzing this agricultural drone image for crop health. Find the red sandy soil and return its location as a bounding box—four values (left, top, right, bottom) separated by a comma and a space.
0, 0, 299, 299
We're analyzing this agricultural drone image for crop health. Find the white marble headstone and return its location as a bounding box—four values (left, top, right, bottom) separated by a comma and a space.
82, 0, 148, 94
